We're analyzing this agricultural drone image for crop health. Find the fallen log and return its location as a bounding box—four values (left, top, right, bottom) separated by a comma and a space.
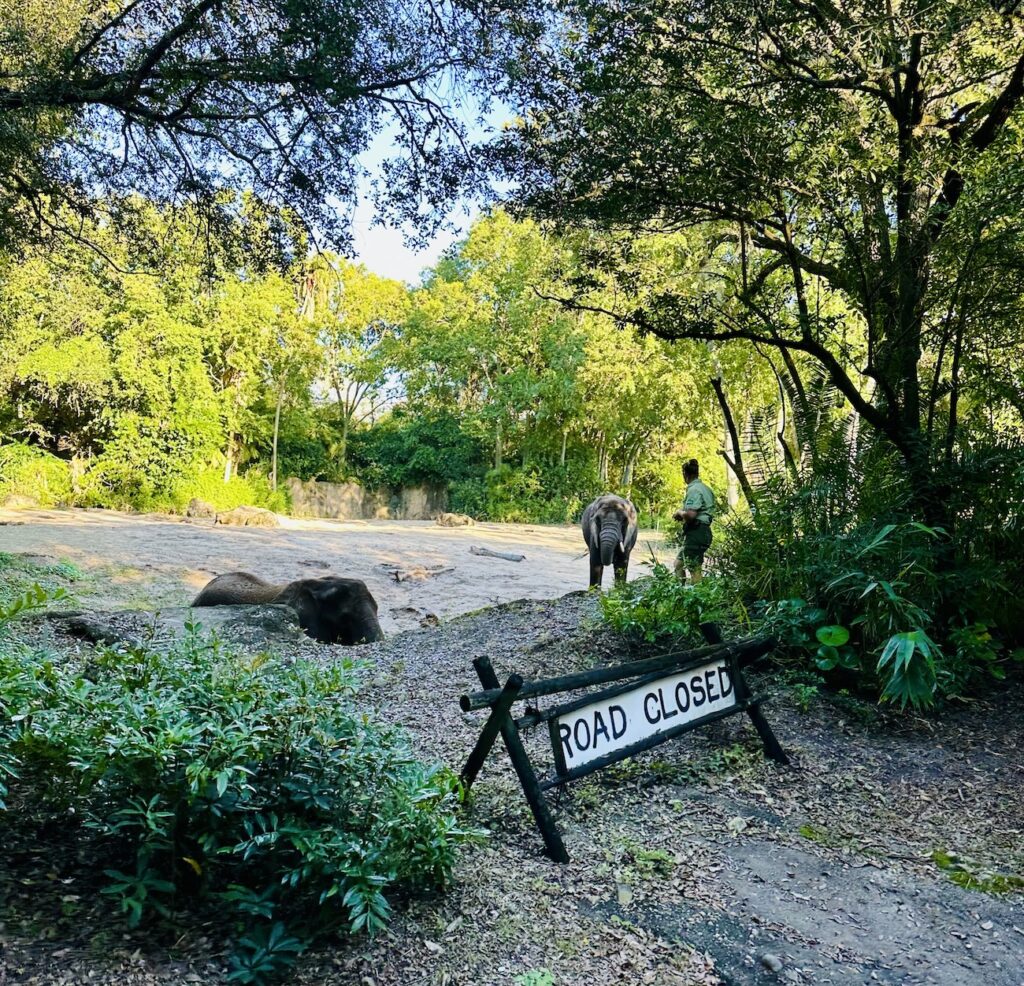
470, 546, 525, 562
386, 565, 455, 583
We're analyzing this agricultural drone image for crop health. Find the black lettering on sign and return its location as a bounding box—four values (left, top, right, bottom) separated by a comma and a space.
593, 710, 611, 745
610, 705, 627, 739
691, 673, 707, 706
658, 687, 678, 720
674, 680, 691, 712
574, 718, 591, 752
558, 723, 573, 761
705, 668, 719, 703
718, 665, 733, 698
643, 692, 661, 724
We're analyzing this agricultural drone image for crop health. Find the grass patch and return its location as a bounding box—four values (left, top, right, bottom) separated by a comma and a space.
932, 850, 1024, 894
0, 551, 83, 608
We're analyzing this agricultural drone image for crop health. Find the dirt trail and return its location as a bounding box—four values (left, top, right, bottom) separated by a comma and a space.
0, 507, 671, 632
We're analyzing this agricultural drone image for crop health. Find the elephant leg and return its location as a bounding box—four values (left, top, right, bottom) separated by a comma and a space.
589, 561, 604, 587
613, 546, 629, 585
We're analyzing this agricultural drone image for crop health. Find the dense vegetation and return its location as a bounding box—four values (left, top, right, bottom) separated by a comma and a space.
1, 0, 1024, 978
0, 206, 722, 521
492, 0, 1024, 709
2, 3, 1024, 711
0, 567, 476, 982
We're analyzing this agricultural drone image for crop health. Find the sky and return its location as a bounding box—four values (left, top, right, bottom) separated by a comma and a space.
349, 197, 472, 286
346, 101, 508, 285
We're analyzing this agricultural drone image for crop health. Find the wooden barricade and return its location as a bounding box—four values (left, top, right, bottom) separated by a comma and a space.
459, 623, 789, 862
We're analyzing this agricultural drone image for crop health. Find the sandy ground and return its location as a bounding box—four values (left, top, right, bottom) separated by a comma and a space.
0, 507, 672, 632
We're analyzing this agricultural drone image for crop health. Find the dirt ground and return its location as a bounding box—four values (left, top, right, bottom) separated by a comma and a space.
1, 510, 1022, 986
0, 507, 673, 632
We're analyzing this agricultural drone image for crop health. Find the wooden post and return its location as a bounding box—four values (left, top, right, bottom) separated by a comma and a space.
700, 622, 790, 765
472, 657, 569, 863
461, 673, 523, 788
461, 637, 773, 711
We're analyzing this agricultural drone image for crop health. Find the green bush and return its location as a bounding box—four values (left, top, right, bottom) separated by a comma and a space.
706, 447, 1024, 709
170, 466, 290, 514
448, 476, 489, 518
0, 442, 73, 506
348, 410, 488, 489
485, 463, 603, 524
0, 617, 478, 982
600, 564, 743, 644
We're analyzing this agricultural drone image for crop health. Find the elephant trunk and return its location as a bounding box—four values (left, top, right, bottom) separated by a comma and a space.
599, 523, 620, 567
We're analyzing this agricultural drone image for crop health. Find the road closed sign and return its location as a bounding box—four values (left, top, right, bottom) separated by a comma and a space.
549, 659, 737, 776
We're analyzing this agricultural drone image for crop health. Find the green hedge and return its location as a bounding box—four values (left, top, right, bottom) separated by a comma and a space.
0, 443, 73, 506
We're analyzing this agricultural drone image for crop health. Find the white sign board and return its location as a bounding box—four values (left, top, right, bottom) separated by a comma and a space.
551, 659, 736, 775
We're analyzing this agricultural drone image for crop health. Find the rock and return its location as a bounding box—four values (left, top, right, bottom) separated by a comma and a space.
436, 512, 475, 527
186, 498, 216, 519
214, 505, 280, 528
761, 953, 784, 973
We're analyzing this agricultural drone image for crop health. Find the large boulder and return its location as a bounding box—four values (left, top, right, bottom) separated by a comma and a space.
214, 506, 280, 528
186, 497, 216, 519
435, 512, 475, 527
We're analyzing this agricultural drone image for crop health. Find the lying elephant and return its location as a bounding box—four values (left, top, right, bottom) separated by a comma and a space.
192, 572, 384, 645
581, 494, 639, 588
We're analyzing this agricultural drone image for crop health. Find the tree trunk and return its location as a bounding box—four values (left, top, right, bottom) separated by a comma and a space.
710, 376, 758, 509
340, 412, 350, 469
270, 388, 283, 491
724, 422, 740, 510
620, 449, 637, 488
223, 436, 234, 483
494, 419, 503, 470
559, 429, 567, 467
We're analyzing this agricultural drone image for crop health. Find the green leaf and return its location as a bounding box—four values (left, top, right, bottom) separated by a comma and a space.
815, 625, 849, 648
815, 645, 840, 670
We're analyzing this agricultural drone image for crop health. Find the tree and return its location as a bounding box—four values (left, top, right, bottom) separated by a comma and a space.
311, 257, 408, 467
0, 0, 510, 251
500, 0, 1024, 527
402, 211, 582, 469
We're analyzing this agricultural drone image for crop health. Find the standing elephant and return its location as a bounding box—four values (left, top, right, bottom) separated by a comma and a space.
581, 494, 639, 588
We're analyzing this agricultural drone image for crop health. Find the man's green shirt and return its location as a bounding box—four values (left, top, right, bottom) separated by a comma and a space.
683, 479, 716, 525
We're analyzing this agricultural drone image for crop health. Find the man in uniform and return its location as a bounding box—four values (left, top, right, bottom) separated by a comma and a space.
673, 458, 715, 583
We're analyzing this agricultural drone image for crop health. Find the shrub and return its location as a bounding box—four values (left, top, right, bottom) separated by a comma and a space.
485, 463, 603, 524
448, 476, 489, 518
169, 466, 290, 514
0, 442, 73, 506
600, 564, 745, 644
348, 411, 488, 489
707, 449, 1024, 709
0, 616, 478, 981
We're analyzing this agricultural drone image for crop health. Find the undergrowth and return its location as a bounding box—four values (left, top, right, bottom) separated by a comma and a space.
0, 585, 480, 983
